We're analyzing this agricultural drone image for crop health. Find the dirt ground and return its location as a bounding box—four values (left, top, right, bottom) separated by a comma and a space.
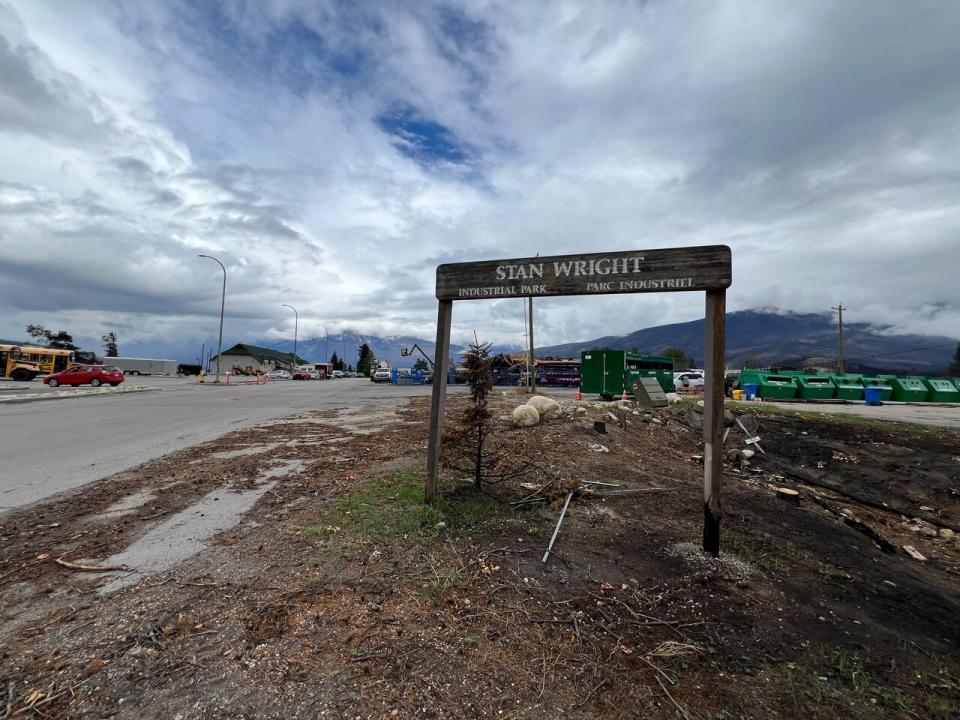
1, 394, 958, 719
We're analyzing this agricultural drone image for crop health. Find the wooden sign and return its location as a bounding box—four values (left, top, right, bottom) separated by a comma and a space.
436, 245, 731, 300
426, 244, 730, 558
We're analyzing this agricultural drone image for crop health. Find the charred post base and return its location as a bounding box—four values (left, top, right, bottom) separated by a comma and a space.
703, 504, 720, 558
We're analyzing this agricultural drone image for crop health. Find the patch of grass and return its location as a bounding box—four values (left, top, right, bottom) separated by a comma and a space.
422, 568, 462, 600
721, 529, 781, 573
666, 397, 698, 415
782, 540, 809, 562
526, 526, 540, 537
311, 470, 508, 543
831, 647, 870, 696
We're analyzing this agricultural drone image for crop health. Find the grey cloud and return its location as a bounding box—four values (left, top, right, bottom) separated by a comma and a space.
0, 16, 110, 142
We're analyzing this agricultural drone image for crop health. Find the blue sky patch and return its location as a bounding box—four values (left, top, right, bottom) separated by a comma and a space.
377, 104, 472, 168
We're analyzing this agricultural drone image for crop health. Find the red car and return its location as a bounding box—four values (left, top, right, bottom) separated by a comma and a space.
44, 365, 125, 388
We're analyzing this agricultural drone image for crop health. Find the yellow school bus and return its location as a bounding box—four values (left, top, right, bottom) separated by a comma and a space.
0, 345, 75, 380
17, 346, 75, 374
0, 345, 42, 381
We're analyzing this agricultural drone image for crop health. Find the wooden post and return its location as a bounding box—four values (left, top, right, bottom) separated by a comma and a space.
703, 289, 726, 557
425, 300, 453, 504
527, 296, 535, 394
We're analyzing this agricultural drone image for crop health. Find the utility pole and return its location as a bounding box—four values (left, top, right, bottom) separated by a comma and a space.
831, 303, 846, 374
527, 296, 535, 393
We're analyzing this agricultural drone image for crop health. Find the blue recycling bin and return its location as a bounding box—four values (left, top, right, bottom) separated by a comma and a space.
744, 383, 759, 400
864, 386, 883, 406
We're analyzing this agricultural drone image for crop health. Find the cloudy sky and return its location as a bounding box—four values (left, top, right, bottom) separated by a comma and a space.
1, 0, 958, 356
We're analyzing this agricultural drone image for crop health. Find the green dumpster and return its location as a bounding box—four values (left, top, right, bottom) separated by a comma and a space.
832, 375, 865, 401
922, 377, 960, 403
580, 349, 675, 399
860, 377, 893, 401
796, 375, 836, 399
758, 374, 799, 399
738, 370, 763, 391
890, 377, 927, 402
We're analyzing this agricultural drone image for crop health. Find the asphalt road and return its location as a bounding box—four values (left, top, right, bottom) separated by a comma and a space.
0, 378, 440, 513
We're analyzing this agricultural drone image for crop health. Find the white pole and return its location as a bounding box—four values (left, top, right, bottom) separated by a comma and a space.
198, 255, 226, 383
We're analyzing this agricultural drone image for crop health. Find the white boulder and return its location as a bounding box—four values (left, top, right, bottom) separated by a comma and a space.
512, 405, 541, 427
527, 395, 562, 420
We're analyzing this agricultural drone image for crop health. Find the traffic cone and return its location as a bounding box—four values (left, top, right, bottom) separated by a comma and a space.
621, 388, 628, 401
575, 386, 582, 401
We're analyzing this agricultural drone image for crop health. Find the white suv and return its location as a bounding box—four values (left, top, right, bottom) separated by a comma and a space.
372, 367, 392, 383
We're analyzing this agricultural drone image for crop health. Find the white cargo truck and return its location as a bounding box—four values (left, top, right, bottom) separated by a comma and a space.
109, 357, 179, 376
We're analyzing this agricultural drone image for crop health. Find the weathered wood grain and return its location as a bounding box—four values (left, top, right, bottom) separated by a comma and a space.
702, 289, 726, 557
425, 300, 453, 504
436, 245, 731, 300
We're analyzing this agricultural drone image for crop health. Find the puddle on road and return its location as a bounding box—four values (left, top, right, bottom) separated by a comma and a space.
97, 483, 276, 594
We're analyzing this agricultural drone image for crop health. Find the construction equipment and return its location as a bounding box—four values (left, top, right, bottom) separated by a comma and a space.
400, 343, 435, 369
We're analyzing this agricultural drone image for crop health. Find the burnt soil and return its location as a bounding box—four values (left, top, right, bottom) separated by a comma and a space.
1, 396, 958, 719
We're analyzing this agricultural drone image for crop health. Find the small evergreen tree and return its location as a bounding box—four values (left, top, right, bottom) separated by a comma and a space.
357, 343, 376, 376
330, 351, 340, 370
462, 340, 494, 489
412, 357, 429, 371
101, 331, 119, 357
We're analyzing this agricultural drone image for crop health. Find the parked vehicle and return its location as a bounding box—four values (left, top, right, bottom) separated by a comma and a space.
44, 365, 124, 387
306, 369, 322, 380
266, 369, 292, 380
0, 345, 43, 381
372, 367, 392, 383
331, 370, 344, 379
674, 372, 705, 391
1, 344, 76, 380
110, 357, 178, 376
291, 370, 312, 380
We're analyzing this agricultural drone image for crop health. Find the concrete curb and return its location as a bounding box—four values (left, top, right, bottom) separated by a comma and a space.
0, 386, 158, 405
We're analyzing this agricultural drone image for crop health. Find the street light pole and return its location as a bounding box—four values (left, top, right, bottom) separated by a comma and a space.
282, 304, 298, 368
198, 254, 226, 383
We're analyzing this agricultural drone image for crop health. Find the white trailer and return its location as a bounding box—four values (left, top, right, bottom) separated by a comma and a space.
109, 357, 178, 376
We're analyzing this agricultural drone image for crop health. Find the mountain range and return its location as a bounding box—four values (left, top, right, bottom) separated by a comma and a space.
535, 310, 957, 373
10, 310, 956, 373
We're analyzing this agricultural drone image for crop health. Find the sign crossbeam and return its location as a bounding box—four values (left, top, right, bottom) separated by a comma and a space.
427, 244, 731, 557
437, 245, 730, 301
